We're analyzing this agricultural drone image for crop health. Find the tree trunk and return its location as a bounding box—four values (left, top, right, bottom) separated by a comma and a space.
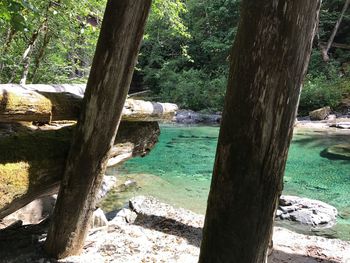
31, 30, 51, 83
44, 0, 152, 258
0, 28, 16, 76
8, 24, 43, 84
321, 0, 350, 62
18, 28, 43, 85
0, 121, 160, 219
0, 85, 177, 122
198, 1, 321, 263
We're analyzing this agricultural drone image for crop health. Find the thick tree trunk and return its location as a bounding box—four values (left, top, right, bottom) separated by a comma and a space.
199, 1, 321, 263
321, 0, 350, 62
0, 121, 160, 219
0, 85, 177, 122
44, 0, 152, 258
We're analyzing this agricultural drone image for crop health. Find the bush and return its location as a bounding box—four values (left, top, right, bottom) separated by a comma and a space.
158, 68, 227, 111
299, 75, 345, 115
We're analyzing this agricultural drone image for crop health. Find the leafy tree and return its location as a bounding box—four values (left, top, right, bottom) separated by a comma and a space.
0, 0, 349, 113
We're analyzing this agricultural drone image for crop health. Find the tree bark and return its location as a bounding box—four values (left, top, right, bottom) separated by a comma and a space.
0, 28, 16, 76
0, 121, 160, 219
198, 1, 321, 263
0, 85, 177, 122
320, 0, 350, 62
31, 30, 51, 83
44, 0, 152, 258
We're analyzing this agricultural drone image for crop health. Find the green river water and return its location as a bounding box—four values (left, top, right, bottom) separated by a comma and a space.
105, 125, 350, 240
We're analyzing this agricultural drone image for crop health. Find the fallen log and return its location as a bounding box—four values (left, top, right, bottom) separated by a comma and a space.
0, 121, 160, 219
0, 84, 178, 122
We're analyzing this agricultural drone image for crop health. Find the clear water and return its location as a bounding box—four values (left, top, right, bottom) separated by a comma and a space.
105, 124, 350, 240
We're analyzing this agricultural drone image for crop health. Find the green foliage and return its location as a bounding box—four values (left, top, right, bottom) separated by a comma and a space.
299, 75, 343, 115
158, 68, 226, 111
307, 50, 341, 79
0, 0, 106, 83
0, 0, 349, 114
139, 0, 239, 111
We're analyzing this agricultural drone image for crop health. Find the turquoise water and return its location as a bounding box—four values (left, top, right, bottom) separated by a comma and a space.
107, 125, 350, 240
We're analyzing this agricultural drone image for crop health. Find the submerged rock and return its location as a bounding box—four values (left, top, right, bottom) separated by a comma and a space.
325, 144, 350, 160
276, 195, 338, 228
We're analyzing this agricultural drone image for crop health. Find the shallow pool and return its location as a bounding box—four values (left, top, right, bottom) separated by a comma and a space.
105, 125, 350, 240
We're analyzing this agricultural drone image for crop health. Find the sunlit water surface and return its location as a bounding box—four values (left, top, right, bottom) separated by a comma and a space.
104, 125, 350, 240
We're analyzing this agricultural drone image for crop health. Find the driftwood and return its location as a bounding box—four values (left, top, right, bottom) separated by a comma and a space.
0, 121, 160, 219
0, 84, 178, 122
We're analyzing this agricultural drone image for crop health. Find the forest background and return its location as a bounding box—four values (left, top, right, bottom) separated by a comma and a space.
0, 0, 349, 115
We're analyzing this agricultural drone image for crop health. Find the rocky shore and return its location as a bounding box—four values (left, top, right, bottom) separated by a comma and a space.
174, 107, 350, 126
1, 196, 349, 263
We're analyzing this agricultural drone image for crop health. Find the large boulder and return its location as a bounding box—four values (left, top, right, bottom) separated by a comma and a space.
309, 106, 331, 120
276, 195, 338, 228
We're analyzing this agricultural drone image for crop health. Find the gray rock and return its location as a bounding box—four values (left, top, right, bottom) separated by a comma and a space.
309, 106, 331, 120
108, 208, 138, 224
174, 110, 221, 124
91, 208, 108, 228
124, 179, 137, 188
1, 196, 56, 227
117, 208, 138, 223
329, 122, 350, 129
276, 195, 338, 228
326, 114, 337, 121
97, 175, 117, 201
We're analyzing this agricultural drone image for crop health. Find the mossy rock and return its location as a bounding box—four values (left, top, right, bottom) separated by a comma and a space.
326, 144, 350, 160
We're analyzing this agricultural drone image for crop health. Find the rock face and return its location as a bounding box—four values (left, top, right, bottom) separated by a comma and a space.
309, 106, 331, 120
276, 195, 338, 228
174, 110, 221, 124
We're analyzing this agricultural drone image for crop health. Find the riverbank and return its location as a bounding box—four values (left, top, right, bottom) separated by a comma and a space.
174, 108, 350, 127
295, 117, 350, 131
1, 196, 349, 263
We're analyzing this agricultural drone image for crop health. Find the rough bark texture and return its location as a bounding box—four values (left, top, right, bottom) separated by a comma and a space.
198, 1, 321, 263
44, 0, 152, 258
0, 85, 177, 122
0, 121, 159, 219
